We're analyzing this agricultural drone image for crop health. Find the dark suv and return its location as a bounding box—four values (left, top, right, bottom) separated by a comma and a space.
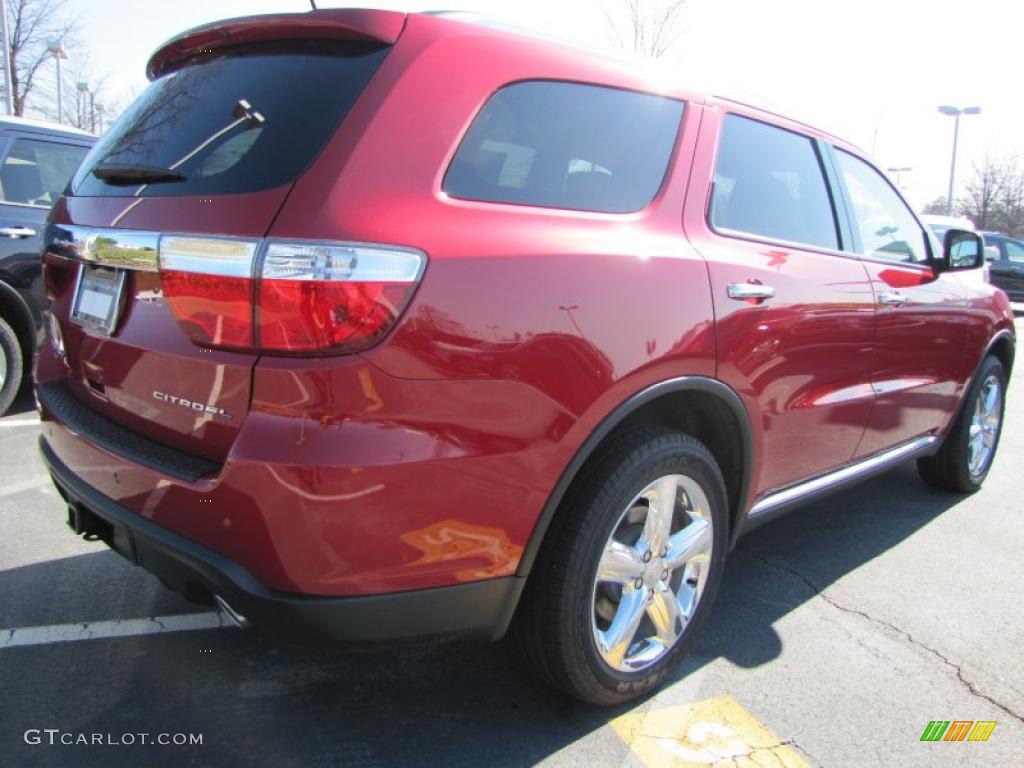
981, 231, 1024, 302
35, 9, 1014, 704
0, 117, 92, 413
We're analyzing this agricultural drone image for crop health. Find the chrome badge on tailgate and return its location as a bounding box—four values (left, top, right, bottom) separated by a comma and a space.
153, 391, 233, 419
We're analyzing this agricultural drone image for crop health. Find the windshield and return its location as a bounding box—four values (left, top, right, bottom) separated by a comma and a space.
72, 41, 389, 197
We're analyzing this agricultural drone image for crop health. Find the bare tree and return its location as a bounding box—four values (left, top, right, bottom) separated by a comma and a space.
2, 0, 80, 116
922, 197, 948, 215
47, 56, 110, 132
956, 157, 1024, 236
604, 0, 690, 58
959, 158, 1006, 231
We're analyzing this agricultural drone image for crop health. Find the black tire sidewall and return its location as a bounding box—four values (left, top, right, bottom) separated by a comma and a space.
0, 318, 23, 415
564, 434, 729, 702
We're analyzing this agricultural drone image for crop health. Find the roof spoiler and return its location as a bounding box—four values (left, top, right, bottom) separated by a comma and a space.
147, 9, 407, 80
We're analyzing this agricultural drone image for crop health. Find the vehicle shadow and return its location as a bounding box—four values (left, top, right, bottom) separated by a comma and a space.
0, 462, 965, 767
4, 386, 38, 417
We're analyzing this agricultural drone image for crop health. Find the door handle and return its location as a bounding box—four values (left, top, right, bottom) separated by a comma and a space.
878, 291, 908, 307
0, 226, 36, 238
727, 282, 775, 301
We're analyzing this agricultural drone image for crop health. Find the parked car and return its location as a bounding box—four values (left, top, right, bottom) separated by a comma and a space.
0, 117, 93, 413
921, 213, 976, 240
35, 9, 1015, 705
980, 231, 1024, 302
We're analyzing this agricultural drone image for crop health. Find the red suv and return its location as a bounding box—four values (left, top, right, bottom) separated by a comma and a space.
36, 9, 1015, 704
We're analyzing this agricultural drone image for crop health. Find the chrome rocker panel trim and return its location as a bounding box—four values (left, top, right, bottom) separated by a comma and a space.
741, 435, 940, 533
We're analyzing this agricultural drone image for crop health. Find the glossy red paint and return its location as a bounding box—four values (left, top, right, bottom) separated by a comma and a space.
684, 102, 877, 495
146, 9, 407, 79
36, 9, 1014, 605
854, 260, 967, 457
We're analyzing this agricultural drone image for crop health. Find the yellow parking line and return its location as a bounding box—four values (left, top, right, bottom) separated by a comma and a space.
611, 695, 811, 768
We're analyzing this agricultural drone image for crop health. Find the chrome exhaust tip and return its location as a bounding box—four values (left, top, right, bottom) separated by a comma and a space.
214, 595, 251, 629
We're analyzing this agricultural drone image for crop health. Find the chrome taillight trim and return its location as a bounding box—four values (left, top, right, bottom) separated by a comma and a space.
46, 224, 160, 272
45, 226, 431, 283
159, 235, 261, 277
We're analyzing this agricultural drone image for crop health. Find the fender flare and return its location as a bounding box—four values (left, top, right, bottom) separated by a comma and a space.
515, 375, 754, 578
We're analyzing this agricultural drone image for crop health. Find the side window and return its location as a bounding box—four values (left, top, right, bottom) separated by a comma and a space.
835, 150, 929, 264
0, 138, 88, 207
444, 81, 683, 213
1005, 239, 1024, 263
710, 114, 838, 250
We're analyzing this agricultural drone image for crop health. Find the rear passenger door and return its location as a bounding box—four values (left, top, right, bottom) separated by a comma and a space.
828, 149, 967, 457
684, 109, 877, 497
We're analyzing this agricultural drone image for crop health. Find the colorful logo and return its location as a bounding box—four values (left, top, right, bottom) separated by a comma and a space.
921, 721, 996, 742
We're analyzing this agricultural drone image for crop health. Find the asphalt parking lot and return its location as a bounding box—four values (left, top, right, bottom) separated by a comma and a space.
1, 318, 1021, 768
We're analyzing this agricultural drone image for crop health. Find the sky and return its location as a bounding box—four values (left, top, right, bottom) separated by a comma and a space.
59, 0, 1024, 209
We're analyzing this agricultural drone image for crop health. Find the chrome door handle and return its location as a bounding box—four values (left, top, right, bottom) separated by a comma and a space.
878, 291, 908, 307
0, 226, 36, 238
727, 282, 775, 300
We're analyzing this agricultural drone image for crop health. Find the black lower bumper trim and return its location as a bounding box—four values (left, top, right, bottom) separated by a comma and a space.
37, 381, 220, 482
40, 436, 525, 645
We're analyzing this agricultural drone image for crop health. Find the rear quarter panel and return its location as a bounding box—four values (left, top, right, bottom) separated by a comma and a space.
259, 17, 721, 590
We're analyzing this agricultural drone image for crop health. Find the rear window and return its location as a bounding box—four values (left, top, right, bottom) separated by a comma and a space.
71, 41, 389, 197
443, 81, 683, 213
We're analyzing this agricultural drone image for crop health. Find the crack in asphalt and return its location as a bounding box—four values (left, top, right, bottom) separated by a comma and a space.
774, 738, 826, 768
746, 547, 1024, 724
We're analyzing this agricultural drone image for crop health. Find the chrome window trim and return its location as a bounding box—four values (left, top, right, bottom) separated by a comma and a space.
0, 200, 53, 210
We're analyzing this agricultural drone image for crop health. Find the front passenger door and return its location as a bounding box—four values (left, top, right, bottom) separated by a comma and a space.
831, 149, 967, 457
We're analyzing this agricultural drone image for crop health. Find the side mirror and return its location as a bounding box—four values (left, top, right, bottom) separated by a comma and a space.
937, 229, 984, 272
984, 245, 999, 262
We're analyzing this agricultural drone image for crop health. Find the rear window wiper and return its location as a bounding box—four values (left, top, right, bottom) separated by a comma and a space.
91, 164, 186, 185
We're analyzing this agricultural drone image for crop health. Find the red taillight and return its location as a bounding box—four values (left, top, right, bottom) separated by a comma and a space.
42, 251, 78, 300
258, 281, 413, 352
157, 236, 425, 355
161, 271, 254, 348
256, 241, 424, 353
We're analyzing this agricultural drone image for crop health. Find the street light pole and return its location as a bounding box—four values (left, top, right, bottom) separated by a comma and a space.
76, 81, 87, 129
46, 40, 67, 124
937, 105, 981, 216
886, 166, 912, 189
1, 0, 14, 115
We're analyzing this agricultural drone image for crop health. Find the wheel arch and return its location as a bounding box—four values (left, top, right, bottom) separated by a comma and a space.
515, 376, 754, 580
986, 328, 1015, 380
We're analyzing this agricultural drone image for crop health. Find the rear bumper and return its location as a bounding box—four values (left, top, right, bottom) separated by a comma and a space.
40, 436, 524, 645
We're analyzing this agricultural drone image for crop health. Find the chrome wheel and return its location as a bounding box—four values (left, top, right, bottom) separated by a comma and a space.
0, 342, 6, 390
968, 374, 1002, 477
591, 474, 714, 672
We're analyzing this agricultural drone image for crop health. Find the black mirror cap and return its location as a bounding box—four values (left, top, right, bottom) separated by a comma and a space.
939, 229, 984, 272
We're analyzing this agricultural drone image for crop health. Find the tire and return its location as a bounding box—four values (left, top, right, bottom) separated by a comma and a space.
918, 355, 1007, 493
0, 316, 24, 416
512, 426, 728, 705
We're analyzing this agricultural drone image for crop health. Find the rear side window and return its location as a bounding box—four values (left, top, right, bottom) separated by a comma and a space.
835, 150, 928, 264
0, 138, 88, 207
1004, 239, 1024, 263
710, 114, 838, 250
71, 41, 389, 197
444, 81, 683, 213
